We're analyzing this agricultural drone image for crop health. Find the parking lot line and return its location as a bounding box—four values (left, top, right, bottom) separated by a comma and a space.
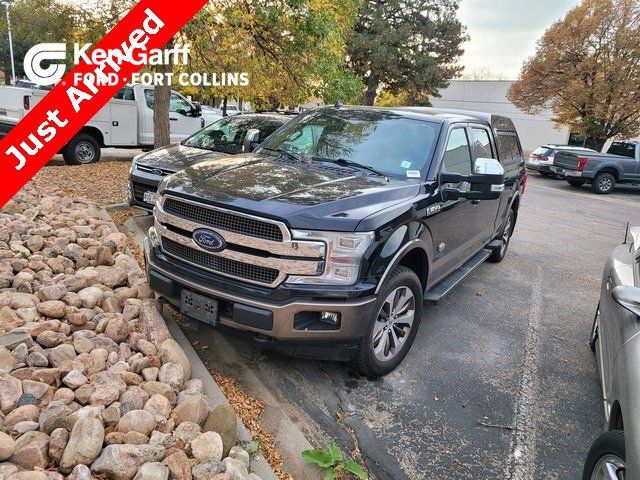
530, 183, 640, 208
507, 271, 543, 480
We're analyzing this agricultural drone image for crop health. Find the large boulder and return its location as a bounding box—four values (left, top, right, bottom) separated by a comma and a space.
59, 417, 105, 473
158, 339, 190, 382
91, 444, 165, 480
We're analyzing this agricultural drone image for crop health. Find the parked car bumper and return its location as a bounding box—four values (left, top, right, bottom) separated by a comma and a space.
129, 168, 165, 211
144, 239, 377, 360
526, 162, 553, 173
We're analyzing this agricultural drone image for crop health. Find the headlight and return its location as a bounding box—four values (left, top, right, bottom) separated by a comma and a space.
286, 230, 375, 285
157, 178, 168, 196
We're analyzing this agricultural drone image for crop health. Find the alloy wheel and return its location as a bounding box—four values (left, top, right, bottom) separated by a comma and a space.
372, 286, 416, 362
591, 454, 625, 480
500, 214, 513, 256
598, 177, 613, 192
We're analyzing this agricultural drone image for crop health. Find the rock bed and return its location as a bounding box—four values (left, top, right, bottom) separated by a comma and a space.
0, 189, 261, 480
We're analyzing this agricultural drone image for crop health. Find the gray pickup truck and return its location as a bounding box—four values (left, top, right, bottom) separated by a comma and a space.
552, 140, 640, 194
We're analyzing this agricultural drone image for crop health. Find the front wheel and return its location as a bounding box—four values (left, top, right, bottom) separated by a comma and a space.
488, 209, 515, 263
591, 173, 616, 194
355, 265, 422, 377
582, 430, 625, 480
63, 134, 101, 165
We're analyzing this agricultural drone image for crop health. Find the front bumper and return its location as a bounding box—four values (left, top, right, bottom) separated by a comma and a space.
144, 239, 377, 359
129, 168, 164, 211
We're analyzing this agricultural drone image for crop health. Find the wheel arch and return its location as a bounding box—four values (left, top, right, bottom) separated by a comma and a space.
75, 126, 105, 147
596, 165, 621, 180
374, 238, 431, 295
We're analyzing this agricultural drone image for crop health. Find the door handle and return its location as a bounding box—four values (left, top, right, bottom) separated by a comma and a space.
471, 200, 481, 205
170, 117, 178, 121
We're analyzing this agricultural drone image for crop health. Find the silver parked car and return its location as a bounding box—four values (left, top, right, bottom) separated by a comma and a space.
584, 226, 640, 479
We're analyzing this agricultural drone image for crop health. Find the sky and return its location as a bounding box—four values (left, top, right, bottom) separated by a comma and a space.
458, 0, 581, 80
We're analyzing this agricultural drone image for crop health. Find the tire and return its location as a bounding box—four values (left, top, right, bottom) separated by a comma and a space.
355, 265, 422, 377
567, 178, 587, 188
582, 430, 625, 480
63, 134, 101, 165
589, 303, 600, 353
591, 172, 616, 194
488, 209, 515, 263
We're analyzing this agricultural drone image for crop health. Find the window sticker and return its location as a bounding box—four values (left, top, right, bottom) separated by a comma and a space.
400, 160, 412, 169
406, 170, 421, 178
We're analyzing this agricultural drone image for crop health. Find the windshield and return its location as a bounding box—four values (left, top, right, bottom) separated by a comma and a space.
183, 116, 283, 154
260, 108, 440, 179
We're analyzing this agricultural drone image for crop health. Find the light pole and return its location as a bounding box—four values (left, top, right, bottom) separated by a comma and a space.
2, 1, 15, 85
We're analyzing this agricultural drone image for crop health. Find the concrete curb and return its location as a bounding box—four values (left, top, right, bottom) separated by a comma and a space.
164, 312, 277, 480
99, 207, 277, 480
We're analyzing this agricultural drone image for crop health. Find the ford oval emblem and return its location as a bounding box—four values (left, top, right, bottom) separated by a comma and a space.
192, 229, 226, 252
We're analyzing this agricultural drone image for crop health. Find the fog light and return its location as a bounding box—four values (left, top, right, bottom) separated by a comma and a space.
320, 312, 340, 325
148, 227, 161, 248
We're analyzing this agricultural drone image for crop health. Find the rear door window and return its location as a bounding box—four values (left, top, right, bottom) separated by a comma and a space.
608, 142, 636, 158
469, 127, 494, 160
496, 133, 523, 165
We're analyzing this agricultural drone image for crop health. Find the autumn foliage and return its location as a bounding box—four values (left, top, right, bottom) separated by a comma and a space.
508, 0, 640, 144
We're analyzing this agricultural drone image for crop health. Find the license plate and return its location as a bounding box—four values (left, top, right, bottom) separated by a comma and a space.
180, 290, 218, 326
143, 191, 156, 205
565, 170, 581, 177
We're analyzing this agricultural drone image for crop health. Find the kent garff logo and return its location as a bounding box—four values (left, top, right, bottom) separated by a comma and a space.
23, 43, 67, 86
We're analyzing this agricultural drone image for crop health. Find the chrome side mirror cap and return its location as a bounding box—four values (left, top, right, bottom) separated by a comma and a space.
244, 129, 261, 153
612, 286, 640, 317
474, 158, 504, 175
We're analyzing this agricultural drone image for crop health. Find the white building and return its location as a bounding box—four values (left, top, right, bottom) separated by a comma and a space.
430, 80, 569, 153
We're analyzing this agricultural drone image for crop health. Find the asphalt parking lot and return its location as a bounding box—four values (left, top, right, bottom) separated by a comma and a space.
171, 173, 638, 480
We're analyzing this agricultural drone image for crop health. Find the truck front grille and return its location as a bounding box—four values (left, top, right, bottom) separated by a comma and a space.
132, 182, 157, 203
164, 197, 283, 242
162, 238, 280, 285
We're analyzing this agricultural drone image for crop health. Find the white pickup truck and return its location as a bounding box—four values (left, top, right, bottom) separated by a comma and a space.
0, 84, 220, 165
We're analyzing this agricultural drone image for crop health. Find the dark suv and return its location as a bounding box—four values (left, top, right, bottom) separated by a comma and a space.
144, 106, 526, 376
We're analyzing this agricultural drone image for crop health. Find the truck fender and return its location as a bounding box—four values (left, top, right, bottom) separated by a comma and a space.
368, 224, 432, 295
595, 164, 623, 179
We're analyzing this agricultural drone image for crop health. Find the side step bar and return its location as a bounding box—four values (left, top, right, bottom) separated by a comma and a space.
424, 249, 491, 304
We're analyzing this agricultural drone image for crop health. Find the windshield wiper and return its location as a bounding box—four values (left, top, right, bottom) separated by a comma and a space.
262, 147, 304, 163
312, 157, 388, 179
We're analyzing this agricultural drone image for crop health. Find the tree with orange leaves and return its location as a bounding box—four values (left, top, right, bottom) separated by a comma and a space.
508, 0, 640, 149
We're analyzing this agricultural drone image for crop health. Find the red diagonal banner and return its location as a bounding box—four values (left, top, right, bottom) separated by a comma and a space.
0, 0, 207, 208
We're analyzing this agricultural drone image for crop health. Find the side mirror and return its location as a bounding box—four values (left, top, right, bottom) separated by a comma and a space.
243, 129, 261, 153
440, 158, 505, 201
612, 286, 640, 317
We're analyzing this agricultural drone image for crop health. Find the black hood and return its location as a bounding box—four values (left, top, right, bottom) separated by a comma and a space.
136, 144, 226, 172
162, 154, 422, 231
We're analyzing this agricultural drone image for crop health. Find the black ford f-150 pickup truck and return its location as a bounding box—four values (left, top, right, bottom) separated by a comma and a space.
144, 106, 527, 376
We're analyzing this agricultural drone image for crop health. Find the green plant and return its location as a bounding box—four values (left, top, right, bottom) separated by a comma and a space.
302, 443, 367, 480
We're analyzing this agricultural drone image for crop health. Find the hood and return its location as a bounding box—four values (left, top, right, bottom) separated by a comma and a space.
162, 154, 422, 231
136, 144, 225, 172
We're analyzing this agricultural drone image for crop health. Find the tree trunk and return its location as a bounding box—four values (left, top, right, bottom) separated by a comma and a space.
153, 65, 171, 149
362, 78, 380, 106
222, 96, 228, 116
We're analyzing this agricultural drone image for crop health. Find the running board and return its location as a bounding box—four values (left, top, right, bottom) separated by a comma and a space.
424, 249, 491, 304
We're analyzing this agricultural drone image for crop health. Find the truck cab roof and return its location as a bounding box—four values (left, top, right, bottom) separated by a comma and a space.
387, 106, 518, 133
